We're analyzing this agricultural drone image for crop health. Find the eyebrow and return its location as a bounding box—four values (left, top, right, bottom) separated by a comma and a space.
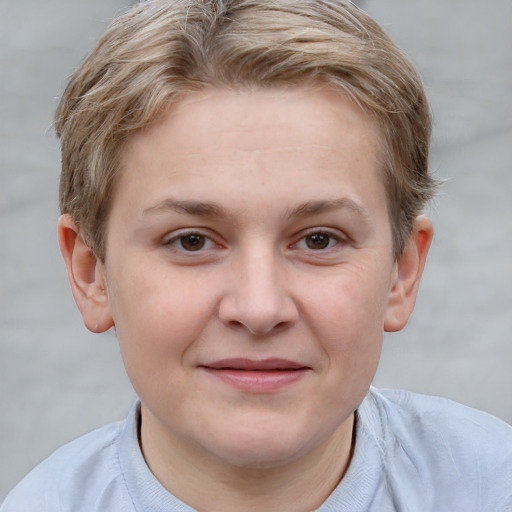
143, 199, 228, 218
143, 197, 370, 220
290, 198, 370, 220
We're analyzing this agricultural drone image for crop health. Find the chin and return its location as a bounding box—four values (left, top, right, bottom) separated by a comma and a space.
215, 444, 305, 470
203, 421, 326, 470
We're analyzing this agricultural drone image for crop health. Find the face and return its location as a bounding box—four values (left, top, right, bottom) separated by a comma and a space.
100, 87, 401, 472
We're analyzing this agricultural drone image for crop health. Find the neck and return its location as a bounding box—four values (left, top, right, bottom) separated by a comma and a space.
140, 409, 355, 512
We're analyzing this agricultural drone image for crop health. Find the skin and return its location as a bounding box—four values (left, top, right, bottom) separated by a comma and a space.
59, 86, 432, 512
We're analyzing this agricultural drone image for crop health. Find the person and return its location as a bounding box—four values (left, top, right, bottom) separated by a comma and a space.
2, 0, 511, 510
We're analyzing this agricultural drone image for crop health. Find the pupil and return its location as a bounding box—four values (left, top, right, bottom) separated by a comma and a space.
181, 234, 205, 251
306, 233, 330, 250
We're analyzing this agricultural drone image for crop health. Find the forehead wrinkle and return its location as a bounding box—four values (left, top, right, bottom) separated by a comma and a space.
170, 144, 334, 158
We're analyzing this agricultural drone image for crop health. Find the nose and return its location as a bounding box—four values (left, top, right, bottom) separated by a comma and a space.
218, 247, 299, 336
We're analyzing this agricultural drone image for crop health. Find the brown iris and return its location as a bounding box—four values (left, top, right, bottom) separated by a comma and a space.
305, 233, 331, 250
180, 234, 206, 251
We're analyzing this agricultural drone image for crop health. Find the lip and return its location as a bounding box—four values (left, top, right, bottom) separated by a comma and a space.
199, 358, 311, 392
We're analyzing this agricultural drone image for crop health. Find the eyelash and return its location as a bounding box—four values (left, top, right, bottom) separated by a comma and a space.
164, 231, 219, 252
164, 228, 347, 254
292, 229, 347, 252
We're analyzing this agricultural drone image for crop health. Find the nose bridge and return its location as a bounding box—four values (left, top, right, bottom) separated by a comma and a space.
219, 240, 298, 335
242, 243, 281, 306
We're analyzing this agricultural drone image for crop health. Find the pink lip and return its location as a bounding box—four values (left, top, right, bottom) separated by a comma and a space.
199, 358, 310, 392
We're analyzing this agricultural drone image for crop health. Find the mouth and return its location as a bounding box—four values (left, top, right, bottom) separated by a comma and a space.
198, 358, 311, 392
201, 358, 309, 371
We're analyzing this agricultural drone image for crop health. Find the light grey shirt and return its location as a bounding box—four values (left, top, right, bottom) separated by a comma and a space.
2, 387, 511, 511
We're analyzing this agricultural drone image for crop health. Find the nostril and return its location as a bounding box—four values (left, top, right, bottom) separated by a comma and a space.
227, 320, 245, 330
218, 285, 299, 336
273, 321, 291, 332
226, 319, 293, 337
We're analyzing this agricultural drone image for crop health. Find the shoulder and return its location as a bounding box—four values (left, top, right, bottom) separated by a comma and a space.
1, 419, 134, 512
358, 387, 512, 509
366, 387, 512, 447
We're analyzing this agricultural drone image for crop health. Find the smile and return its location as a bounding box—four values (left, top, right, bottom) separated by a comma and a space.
199, 358, 311, 392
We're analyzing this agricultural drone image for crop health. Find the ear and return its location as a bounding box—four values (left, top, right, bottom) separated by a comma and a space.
384, 215, 433, 332
58, 214, 114, 333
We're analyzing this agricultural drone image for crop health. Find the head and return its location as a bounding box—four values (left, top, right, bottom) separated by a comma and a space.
55, 0, 435, 263
55, 0, 435, 502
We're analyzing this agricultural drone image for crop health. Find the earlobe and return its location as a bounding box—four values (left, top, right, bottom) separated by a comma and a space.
384, 215, 433, 332
58, 214, 114, 333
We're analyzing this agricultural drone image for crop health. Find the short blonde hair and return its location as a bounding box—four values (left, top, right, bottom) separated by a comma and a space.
55, 0, 436, 261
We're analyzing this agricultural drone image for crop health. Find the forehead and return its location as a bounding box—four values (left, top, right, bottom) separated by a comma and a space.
114, 86, 386, 216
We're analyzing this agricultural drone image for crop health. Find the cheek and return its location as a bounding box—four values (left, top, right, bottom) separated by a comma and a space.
308, 267, 390, 329
303, 267, 389, 367
107, 262, 219, 365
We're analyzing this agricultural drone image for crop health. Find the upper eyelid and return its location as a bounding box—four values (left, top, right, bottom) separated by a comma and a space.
288, 228, 350, 253
161, 226, 348, 246
301, 227, 342, 235
162, 237, 211, 258
164, 227, 214, 241
162, 229, 225, 254
296, 227, 348, 241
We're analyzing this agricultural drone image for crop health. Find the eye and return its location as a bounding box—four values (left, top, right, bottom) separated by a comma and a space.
304, 232, 334, 250
165, 231, 216, 252
297, 230, 343, 251
179, 233, 206, 251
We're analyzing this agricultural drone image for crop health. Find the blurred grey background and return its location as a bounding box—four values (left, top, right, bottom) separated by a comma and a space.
1, 0, 511, 501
